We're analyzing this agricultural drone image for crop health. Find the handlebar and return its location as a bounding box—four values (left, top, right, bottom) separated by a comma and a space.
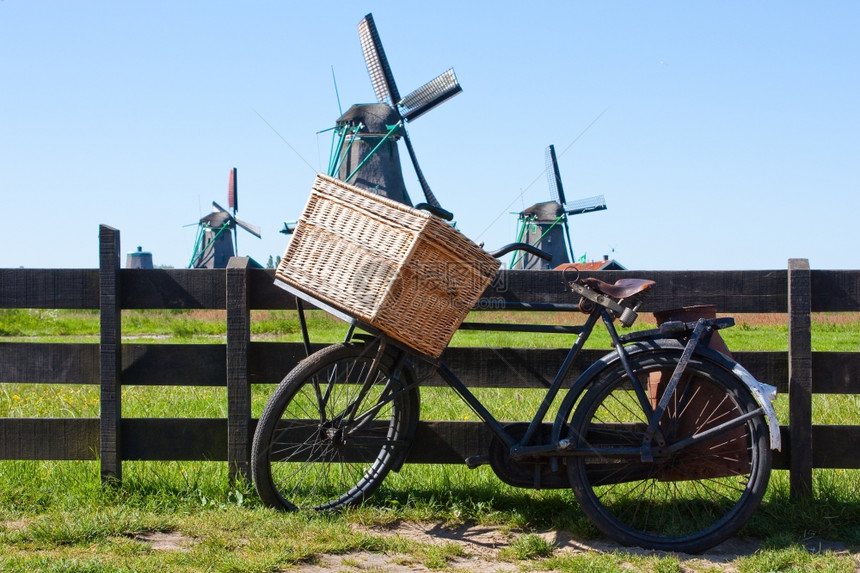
486, 242, 553, 261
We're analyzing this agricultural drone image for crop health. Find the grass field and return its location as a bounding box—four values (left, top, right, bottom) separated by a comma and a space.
1, 308, 859, 571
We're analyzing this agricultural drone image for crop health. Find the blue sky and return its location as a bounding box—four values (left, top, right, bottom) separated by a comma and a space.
2, 1, 857, 270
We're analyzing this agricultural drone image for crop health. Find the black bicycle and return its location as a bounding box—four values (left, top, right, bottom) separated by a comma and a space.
251, 244, 780, 553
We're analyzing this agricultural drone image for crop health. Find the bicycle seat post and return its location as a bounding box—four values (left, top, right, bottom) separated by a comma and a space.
569, 280, 642, 327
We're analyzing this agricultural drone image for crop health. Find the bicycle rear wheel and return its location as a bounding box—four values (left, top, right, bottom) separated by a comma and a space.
565, 350, 771, 553
251, 342, 419, 511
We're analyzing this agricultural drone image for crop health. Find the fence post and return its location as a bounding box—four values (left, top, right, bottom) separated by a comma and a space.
99, 225, 122, 485
226, 257, 253, 483
788, 258, 812, 499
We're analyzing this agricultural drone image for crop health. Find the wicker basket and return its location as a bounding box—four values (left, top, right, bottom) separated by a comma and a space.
275, 174, 500, 357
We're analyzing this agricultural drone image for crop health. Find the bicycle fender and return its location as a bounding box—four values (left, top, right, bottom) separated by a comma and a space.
551, 340, 782, 451
724, 359, 781, 451
674, 342, 781, 451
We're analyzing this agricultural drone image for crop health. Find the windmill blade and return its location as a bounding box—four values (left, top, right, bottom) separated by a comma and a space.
400, 69, 462, 122
564, 195, 607, 215
234, 217, 262, 238
227, 167, 238, 212
400, 126, 441, 208
545, 145, 575, 262
546, 144, 567, 206
212, 201, 261, 237
358, 13, 401, 105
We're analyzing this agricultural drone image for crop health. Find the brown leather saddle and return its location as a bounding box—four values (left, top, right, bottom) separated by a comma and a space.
581, 277, 655, 299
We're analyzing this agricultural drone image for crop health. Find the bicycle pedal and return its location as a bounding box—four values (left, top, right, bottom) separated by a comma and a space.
465, 455, 489, 469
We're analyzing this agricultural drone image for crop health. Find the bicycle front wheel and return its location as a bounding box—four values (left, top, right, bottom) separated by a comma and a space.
565, 350, 771, 553
251, 342, 419, 511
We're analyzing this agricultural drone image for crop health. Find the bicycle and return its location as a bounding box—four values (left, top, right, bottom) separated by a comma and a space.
250, 239, 780, 554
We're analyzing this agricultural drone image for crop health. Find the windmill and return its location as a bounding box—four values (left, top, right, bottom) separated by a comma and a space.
188, 167, 262, 268
327, 13, 461, 216
511, 145, 607, 270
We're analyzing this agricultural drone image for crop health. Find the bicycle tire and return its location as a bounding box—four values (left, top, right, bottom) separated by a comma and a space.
251, 342, 419, 511
565, 349, 771, 553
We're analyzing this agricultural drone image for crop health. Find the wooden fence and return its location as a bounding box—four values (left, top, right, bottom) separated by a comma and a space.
1, 225, 858, 499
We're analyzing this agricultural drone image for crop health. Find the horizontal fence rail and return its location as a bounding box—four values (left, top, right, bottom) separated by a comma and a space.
1, 225, 859, 498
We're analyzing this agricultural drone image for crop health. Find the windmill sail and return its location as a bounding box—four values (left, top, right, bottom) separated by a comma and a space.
564, 195, 606, 215
212, 202, 261, 238
400, 69, 462, 122
546, 144, 566, 206
358, 14, 400, 104
227, 167, 238, 211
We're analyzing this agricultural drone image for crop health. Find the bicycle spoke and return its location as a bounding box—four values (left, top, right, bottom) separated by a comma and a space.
252, 343, 418, 512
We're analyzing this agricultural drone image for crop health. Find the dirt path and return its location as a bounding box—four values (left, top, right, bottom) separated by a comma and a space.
293, 522, 858, 572
7, 518, 858, 571
49, 519, 852, 571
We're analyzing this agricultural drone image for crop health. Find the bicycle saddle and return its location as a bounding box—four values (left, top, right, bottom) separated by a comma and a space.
582, 277, 655, 299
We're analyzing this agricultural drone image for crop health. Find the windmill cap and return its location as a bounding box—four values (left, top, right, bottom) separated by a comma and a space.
520, 200, 564, 220
127, 246, 151, 256
337, 103, 400, 135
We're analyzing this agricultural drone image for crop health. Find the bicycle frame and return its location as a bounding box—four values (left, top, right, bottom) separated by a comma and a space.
432, 307, 609, 456
385, 313, 781, 467
418, 310, 729, 464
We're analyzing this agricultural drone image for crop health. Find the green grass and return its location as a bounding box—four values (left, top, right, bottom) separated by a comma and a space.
1, 460, 858, 571
3, 307, 858, 351
499, 533, 557, 560
2, 309, 860, 571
